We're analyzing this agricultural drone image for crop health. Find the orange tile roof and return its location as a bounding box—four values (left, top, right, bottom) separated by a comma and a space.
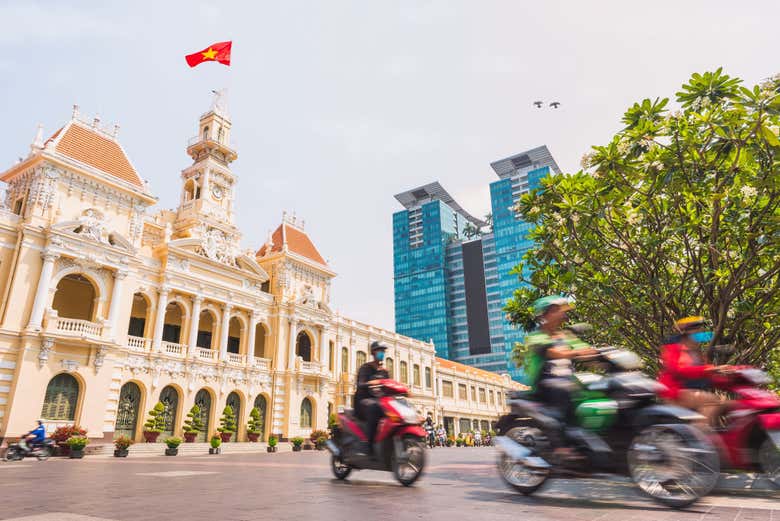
48, 122, 143, 188
436, 357, 510, 385
257, 223, 327, 265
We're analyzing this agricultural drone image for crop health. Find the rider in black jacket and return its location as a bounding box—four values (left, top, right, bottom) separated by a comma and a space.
354, 341, 389, 456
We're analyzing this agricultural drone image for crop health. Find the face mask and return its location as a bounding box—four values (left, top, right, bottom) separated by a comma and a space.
375, 351, 385, 362
691, 331, 713, 343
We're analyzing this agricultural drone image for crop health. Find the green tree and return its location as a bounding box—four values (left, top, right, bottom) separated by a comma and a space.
247, 407, 263, 435
507, 69, 780, 372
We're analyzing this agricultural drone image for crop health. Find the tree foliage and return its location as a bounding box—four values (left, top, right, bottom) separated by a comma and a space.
506, 69, 780, 372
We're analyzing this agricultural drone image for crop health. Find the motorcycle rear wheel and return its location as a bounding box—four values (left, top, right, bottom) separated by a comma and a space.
628, 424, 719, 508
758, 438, 780, 487
36, 446, 52, 461
4, 447, 22, 462
331, 453, 352, 480
496, 425, 549, 495
392, 436, 425, 486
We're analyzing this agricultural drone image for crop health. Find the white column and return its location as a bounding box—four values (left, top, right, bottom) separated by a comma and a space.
287, 319, 298, 369
106, 270, 128, 337
247, 313, 258, 360
318, 327, 327, 369
219, 304, 232, 360
27, 251, 59, 330
187, 295, 203, 356
152, 288, 170, 351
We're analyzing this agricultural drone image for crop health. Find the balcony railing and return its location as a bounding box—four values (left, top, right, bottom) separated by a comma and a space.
252, 357, 270, 371
299, 360, 322, 374
127, 336, 150, 352
196, 347, 218, 361
49, 315, 103, 337
162, 341, 186, 356
226, 353, 245, 365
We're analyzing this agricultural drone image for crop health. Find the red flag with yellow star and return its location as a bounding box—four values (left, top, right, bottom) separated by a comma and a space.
185, 41, 232, 67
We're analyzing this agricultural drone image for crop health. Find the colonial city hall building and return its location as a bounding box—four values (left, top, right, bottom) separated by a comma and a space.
0, 97, 521, 445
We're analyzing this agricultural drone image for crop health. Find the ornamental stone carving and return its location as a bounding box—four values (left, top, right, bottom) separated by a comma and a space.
38, 338, 54, 369
198, 227, 239, 266
94, 346, 107, 371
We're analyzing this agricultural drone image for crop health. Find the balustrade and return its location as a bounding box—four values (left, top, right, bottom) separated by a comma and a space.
161, 341, 186, 356
51, 316, 103, 337
196, 347, 218, 361
252, 357, 270, 370
226, 352, 245, 365
127, 336, 150, 352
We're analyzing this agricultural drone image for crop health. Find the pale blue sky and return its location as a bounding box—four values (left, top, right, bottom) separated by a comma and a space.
1, 1, 777, 330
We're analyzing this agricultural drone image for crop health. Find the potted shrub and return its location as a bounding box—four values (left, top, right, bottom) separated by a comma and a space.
310, 430, 328, 450
247, 407, 263, 442
209, 435, 222, 455
67, 436, 89, 458
217, 405, 236, 443
164, 436, 182, 456
183, 404, 203, 443
143, 402, 166, 443
113, 435, 133, 457
327, 413, 338, 433
291, 437, 304, 452
267, 434, 278, 453
52, 425, 86, 456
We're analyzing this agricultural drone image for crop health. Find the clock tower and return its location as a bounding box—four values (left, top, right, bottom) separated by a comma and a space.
172, 90, 242, 264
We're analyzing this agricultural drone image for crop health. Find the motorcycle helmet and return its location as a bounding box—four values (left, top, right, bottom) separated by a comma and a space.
532, 295, 572, 317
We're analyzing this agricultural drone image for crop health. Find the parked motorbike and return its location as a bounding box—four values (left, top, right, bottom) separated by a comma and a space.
495, 347, 720, 508
425, 424, 436, 449
327, 379, 427, 486
698, 366, 780, 486
4, 438, 55, 461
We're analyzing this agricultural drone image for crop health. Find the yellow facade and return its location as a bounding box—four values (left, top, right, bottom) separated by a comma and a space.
0, 98, 521, 445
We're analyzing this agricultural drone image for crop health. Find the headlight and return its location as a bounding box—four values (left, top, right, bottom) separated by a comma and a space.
392, 398, 420, 424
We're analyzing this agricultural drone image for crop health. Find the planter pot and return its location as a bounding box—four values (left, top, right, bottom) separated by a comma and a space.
315, 443, 325, 451
209, 447, 221, 455
292, 445, 302, 452
183, 432, 197, 443
266, 446, 277, 453
219, 432, 232, 443
247, 433, 259, 443
303, 444, 313, 451
113, 449, 129, 458
69, 449, 85, 459
56, 443, 70, 457
143, 431, 160, 443
165, 447, 179, 456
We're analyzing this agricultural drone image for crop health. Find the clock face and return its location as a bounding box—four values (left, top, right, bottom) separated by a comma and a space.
211, 185, 224, 200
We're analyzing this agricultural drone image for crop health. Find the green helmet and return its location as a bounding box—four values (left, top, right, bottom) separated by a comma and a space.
532, 295, 572, 317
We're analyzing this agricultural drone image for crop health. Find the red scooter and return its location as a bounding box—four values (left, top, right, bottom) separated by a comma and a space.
698, 366, 780, 486
327, 379, 427, 486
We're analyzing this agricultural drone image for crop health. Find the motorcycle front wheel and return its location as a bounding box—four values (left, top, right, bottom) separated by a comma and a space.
330, 453, 352, 480
4, 447, 22, 462
392, 436, 425, 486
758, 438, 780, 487
496, 425, 550, 495
628, 424, 719, 508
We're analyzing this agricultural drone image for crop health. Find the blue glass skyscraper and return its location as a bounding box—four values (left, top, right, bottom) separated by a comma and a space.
393, 146, 561, 381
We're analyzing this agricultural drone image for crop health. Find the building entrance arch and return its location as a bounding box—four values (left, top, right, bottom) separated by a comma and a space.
115, 382, 142, 440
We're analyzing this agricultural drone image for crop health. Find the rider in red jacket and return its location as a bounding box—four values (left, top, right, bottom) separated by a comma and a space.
658, 316, 723, 426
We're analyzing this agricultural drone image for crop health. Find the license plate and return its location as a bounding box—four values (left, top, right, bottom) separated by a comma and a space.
768, 430, 780, 450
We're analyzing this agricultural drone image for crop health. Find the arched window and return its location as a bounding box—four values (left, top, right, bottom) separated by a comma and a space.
197, 310, 216, 349
296, 331, 312, 362
115, 382, 142, 439
194, 389, 212, 443
425, 367, 432, 388
159, 386, 179, 438
386, 357, 394, 379
202, 126, 209, 140
162, 302, 185, 344
254, 324, 267, 358
52, 274, 97, 321
41, 373, 79, 421
253, 395, 267, 439
127, 293, 150, 339
356, 351, 366, 367
227, 317, 242, 354
341, 347, 349, 374
300, 398, 313, 429
413, 364, 421, 386
226, 392, 241, 442
399, 361, 408, 384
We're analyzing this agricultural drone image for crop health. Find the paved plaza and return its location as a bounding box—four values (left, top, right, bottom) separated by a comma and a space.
0, 447, 778, 521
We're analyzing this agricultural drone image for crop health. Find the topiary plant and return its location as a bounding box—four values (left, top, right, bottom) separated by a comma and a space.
143, 402, 166, 433
247, 407, 263, 437
268, 434, 278, 447
183, 404, 203, 441
291, 436, 304, 448
218, 405, 237, 441
210, 435, 222, 449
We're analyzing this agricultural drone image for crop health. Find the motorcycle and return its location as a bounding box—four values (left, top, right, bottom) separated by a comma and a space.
424, 424, 436, 449
4, 438, 55, 461
495, 347, 720, 508
327, 379, 427, 486
698, 366, 780, 486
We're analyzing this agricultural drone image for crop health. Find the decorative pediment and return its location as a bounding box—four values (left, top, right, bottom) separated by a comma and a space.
51, 208, 135, 252
236, 254, 270, 281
